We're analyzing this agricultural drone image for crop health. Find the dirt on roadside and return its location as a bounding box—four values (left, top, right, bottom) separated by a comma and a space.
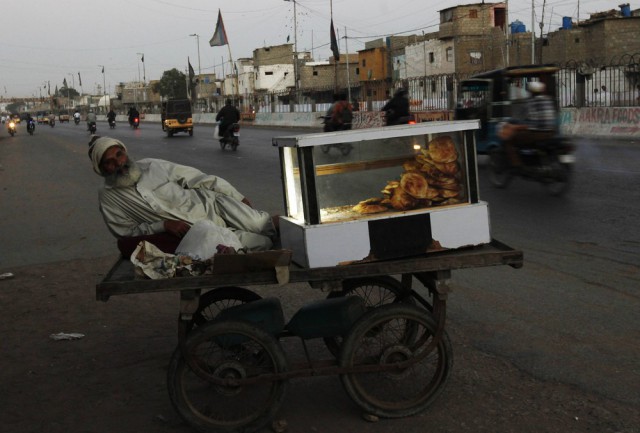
0, 256, 637, 433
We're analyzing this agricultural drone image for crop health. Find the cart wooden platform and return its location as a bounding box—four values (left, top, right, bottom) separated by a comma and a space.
96, 239, 522, 433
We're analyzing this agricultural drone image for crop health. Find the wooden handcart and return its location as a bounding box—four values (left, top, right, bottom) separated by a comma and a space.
96, 239, 522, 432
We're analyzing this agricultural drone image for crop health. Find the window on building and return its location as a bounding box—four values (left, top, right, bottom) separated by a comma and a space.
469, 51, 482, 64
313, 70, 318, 76
575, 37, 580, 43
356, 67, 360, 75
429, 52, 435, 63
265, 71, 273, 76
431, 81, 436, 92
441, 10, 453, 23
446, 47, 453, 62
362, 59, 366, 67
469, 9, 478, 18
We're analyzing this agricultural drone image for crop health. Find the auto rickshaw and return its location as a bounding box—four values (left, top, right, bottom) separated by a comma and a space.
455, 65, 574, 195
455, 64, 563, 154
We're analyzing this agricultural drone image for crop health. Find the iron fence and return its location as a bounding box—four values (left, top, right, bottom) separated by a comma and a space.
190, 54, 640, 114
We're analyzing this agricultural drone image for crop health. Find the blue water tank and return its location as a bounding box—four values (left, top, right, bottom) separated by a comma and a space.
510, 20, 526, 34
562, 16, 572, 29
620, 3, 631, 17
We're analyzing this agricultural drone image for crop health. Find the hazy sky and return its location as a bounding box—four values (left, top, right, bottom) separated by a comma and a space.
0, 0, 620, 98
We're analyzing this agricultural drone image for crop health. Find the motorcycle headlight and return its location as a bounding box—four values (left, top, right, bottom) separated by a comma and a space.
9, 122, 15, 127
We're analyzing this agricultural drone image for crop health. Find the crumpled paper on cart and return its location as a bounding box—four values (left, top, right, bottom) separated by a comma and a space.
131, 241, 214, 279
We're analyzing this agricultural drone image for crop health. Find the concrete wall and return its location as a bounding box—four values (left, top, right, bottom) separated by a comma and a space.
103, 106, 640, 139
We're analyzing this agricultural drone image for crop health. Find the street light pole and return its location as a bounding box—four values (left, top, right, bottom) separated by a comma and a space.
189, 34, 202, 111
98, 66, 106, 113
189, 34, 201, 76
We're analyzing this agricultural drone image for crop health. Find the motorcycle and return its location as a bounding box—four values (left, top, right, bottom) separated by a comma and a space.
74, 116, 80, 125
319, 115, 353, 155
108, 118, 116, 129
7, 121, 17, 136
488, 136, 575, 196
88, 122, 97, 135
129, 115, 140, 129
27, 119, 36, 135
219, 123, 240, 151
49, 118, 55, 128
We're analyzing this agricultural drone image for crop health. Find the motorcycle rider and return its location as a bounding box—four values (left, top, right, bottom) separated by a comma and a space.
324, 93, 352, 132
86, 109, 97, 132
73, 109, 81, 123
500, 81, 558, 168
128, 106, 139, 127
107, 108, 117, 127
216, 99, 240, 140
382, 88, 410, 126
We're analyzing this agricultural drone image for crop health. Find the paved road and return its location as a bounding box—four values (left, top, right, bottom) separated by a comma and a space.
0, 120, 638, 409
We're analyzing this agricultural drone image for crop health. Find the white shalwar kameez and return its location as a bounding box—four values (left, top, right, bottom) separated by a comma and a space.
98, 158, 275, 251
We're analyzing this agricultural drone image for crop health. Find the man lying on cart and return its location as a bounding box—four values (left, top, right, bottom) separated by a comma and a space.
88, 136, 279, 259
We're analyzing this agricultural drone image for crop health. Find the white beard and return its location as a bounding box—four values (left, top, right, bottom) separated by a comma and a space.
105, 159, 142, 188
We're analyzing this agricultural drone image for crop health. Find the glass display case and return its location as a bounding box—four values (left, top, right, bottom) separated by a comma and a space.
273, 120, 491, 268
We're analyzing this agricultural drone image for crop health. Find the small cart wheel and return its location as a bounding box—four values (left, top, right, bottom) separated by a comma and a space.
168, 320, 289, 433
187, 287, 262, 333
339, 303, 453, 418
323, 276, 415, 356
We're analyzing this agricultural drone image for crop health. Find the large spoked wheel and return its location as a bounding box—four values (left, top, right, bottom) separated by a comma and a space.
543, 161, 571, 196
168, 320, 289, 433
488, 147, 512, 189
231, 138, 239, 151
323, 276, 416, 357
339, 304, 453, 418
187, 287, 262, 333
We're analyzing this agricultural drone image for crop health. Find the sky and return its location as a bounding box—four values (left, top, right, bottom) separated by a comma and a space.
0, 0, 624, 98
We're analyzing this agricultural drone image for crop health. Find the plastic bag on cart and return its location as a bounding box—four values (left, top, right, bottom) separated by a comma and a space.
176, 220, 243, 260
131, 241, 212, 279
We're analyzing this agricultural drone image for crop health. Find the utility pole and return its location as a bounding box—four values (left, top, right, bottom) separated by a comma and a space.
284, 0, 298, 94
531, 0, 535, 64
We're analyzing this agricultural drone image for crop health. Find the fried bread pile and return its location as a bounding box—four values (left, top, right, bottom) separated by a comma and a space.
353, 135, 463, 214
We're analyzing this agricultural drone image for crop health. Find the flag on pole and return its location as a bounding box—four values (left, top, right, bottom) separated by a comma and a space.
209, 9, 228, 47
188, 58, 196, 85
78, 72, 82, 86
101, 66, 104, 74
330, 19, 340, 61
63, 78, 68, 88
141, 54, 144, 63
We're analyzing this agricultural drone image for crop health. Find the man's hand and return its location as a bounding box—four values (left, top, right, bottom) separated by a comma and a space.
241, 197, 253, 208
164, 220, 191, 238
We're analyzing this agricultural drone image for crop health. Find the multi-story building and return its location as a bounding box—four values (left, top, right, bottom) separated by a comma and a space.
541, 5, 640, 65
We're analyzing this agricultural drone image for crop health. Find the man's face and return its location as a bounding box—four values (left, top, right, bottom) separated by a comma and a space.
100, 146, 141, 187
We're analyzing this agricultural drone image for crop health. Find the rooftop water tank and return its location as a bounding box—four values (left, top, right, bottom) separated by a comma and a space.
620, 3, 631, 17
510, 20, 526, 34
562, 16, 572, 29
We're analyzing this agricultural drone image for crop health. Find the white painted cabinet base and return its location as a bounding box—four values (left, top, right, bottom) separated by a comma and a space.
280, 202, 491, 268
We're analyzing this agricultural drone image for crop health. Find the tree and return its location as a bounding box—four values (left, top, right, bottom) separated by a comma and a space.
56, 87, 79, 98
6, 102, 21, 114
153, 68, 188, 99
